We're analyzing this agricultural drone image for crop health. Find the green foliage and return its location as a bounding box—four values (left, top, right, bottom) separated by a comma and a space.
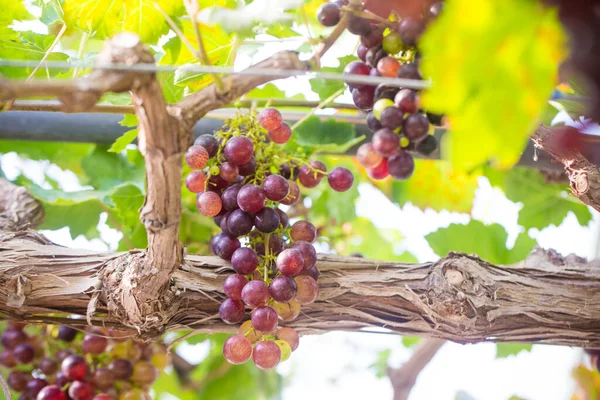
369, 349, 391, 378
496, 343, 532, 358
0, 31, 69, 78
426, 220, 536, 264
289, 116, 364, 155
485, 167, 592, 229
401, 336, 421, 348
420, 0, 565, 171
309, 55, 358, 99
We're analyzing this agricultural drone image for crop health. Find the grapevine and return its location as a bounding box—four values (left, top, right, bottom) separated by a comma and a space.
0, 322, 167, 400
317, 0, 444, 181
184, 108, 354, 369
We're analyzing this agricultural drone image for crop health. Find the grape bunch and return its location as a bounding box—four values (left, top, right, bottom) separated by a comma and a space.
184, 108, 354, 369
0, 322, 168, 400
317, 0, 443, 181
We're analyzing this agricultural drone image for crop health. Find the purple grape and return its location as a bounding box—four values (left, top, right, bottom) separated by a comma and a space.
2, 328, 28, 349
343, 61, 371, 89
254, 208, 281, 233
0, 349, 16, 367
276, 249, 304, 276
299, 265, 320, 281
387, 151, 415, 180
415, 135, 438, 156
194, 134, 219, 158
219, 212, 234, 236
374, 84, 399, 102
108, 359, 133, 381
290, 220, 317, 243
361, 26, 384, 48
347, 15, 371, 36
211, 233, 241, 260
7, 370, 30, 392
24, 378, 48, 398
397, 63, 422, 80
327, 167, 354, 192
379, 106, 404, 130
366, 46, 387, 69
39, 358, 59, 375
238, 157, 257, 176
255, 234, 284, 256
219, 162, 239, 182
224, 136, 254, 165
37, 385, 67, 400
394, 89, 419, 114
398, 17, 425, 47
14, 343, 35, 364
219, 298, 245, 324
61, 355, 88, 381
372, 128, 400, 157
241, 280, 270, 308
263, 175, 289, 201
289, 241, 317, 270
82, 333, 108, 355
270, 276, 298, 303
298, 161, 327, 188
367, 112, 383, 132
403, 113, 429, 141
251, 306, 279, 332
275, 208, 289, 228
357, 44, 368, 61
317, 3, 341, 26
227, 209, 254, 237
237, 184, 265, 213
352, 87, 375, 110
231, 247, 259, 275
223, 274, 248, 301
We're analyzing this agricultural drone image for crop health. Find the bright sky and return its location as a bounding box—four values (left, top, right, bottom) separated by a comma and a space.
4, 6, 598, 399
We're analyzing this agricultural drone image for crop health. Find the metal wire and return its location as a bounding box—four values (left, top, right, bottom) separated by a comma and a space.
0, 58, 432, 90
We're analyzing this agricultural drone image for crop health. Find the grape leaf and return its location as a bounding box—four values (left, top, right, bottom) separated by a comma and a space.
62, 0, 184, 43
161, 21, 232, 66
293, 116, 355, 147
0, 32, 69, 78
425, 220, 536, 264
402, 336, 421, 348
0, 0, 30, 39
310, 55, 358, 100
420, 0, 565, 171
108, 183, 145, 235
495, 343, 532, 358
81, 146, 144, 191
485, 167, 593, 229
108, 129, 137, 153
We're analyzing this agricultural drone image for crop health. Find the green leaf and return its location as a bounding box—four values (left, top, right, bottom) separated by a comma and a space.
401, 336, 422, 348
161, 21, 232, 67
119, 114, 138, 128
495, 343, 532, 358
289, 116, 362, 156
310, 55, 358, 100
0, 33, 69, 78
108, 129, 138, 153
38, 0, 64, 25
0, 0, 30, 39
420, 0, 565, 171
425, 220, 536, 264
369, 349, 391, 378
108, 183, 145, 235
486, 167, 593, 229
81, 146, 144, 191
0, 141, 93, 176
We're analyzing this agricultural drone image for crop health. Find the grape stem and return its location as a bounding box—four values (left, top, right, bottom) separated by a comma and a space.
311, 9, 350, 66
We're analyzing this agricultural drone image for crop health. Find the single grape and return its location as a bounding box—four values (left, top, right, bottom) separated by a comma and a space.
379, 106, 404, 130
366, 112, 383, 132
352, 87, 375, 110
0, 349, 17, 367
398, 17, 425, 47
185, 145, 209, 169
151, 347, 170, 370
397, 63, 422, 80
377, 56, 401, 78
252, 341, 281, 370
347, 14, 371, 36
360, 26, 384, 49
276, 248, 305, 276
37, 385, 66, 400
382, 32, 404, 54
211, 233, 241, 260
231, 247, 259, 275
241, 280, 270, 309
120, 389, 150, 400
403, 113, 429, 141
39, 357, 59, 375
239, 320, 262, 343
194, 134, 219, 158
299, 264, 320, 281
275, 339, 292, 362
387, 151, 415, 180
92, 367, 115, 391
185, 170, 207, 193
55, 371, 70, 388
294, 275, 319, 304
219, 162, 239, 182
357, 143, 383, 168
237, 184, 265, 213
2, 328, 28, 349
280, 181, 300, 205
238, 157, 257, 176
14, 343, 35, 364
272, 300, 301, 321
251, 306, 279, 332
68, 381, 93, 400
328, 167, 354, 192
93, 395, 113, 400
82, 333, 108, 355
255, 234, 284, 256
343, 61, 371, 89
223, 334, 252, 365
372, 128, 400, 157
277, 327, 300, 351
317, 2, 341, 26
372, 98, 394, 120
224, 136, 254, 165
223, 274, 248, 301
263, 174, 289, 202
394, 88, 419, 114
196, 191, 222, 217
415, 135, 438, 156
367, 158, 389, 180
219, 298, 245, 324
268, 122, 293, 144
270, 276, 298, 303
132, 361, 158, 386
290, 220, 317, 243
254, 208, 280, 233
275, 208, 289, 228
289, 241, 317, 270
258, 108, 283, 131
8, 370, 30, 392
298, 160, 327, 188
374, 84, 399, 102
357, 44, 368, 61
227, 209, 254, 237
25, 378, 48, 398
108, 359, 134, 381
221, 184, 241, 211
61, 355, 88, 381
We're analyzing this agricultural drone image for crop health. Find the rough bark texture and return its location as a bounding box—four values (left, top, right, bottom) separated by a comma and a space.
533, 124, 600, 212
1, 232, 599, 347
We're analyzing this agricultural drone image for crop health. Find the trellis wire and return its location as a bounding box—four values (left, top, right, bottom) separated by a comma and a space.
0, 58, 432, 90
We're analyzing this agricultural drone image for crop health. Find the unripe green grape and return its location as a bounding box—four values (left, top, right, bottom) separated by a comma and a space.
382, 32, 404, 54
210, 165, 220, 176
275, 340, 292, 362
373, 99, 394, 120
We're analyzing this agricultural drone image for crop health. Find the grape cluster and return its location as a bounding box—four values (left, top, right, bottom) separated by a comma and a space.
317, 0, 443, 181
184, 108, 354, 369
0, 322, 168, 400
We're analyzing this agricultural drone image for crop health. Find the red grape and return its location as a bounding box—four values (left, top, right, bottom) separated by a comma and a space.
68, 381, 93, 400
211, 232, 241, 260
37, 385, 66, 400
357, 143, 383, 168
294, 275, 319, 305
238, 157, 257, 176
219, 298, 245, 324
328, 167, 354, 192
263, 174, 289, 201
132, 361, 158, 386
276, 249, 304, 276
317, 3, 341, 26
224, 274, 248, 301
268, 123, 293, 144
387, 151, 414, 180
219, 162, 239, 182
185, 170, 207, 193
352, 86, 375, 110
25, 378, 48, 398
298, 160, 327, 188
221, 184, 241, 211
270, 276, 298, 303
290, 220, 317, 243
251, 306, 279, 333
14, 343, 35, 364
280, 181, 300, 205
398, 17, 425, 47
361, 26, 384, 49
343, 61, 371, 89
357, 44, 368, 61
194, 134, 219, 158
377, 56, 401, 77
93, 395, 113, 400
379, 106, 404, 130
7, 370, 30, 392
289, 241, 317, 270
0, 349, 17, 367
372, 128, 400, 157
241, 280, 270, 309
237, 184, 265, 213
275, 208, 289, 228
39, 357, 59, 375
258, 108, 283, 131
231, 247, 259, 275
61, 355, 88, 381
196, 191, 222, 217
403, 113, 429, 141
367, 158, 389, 180
367, 112, 383, 132
82, 333, 108, 354
223, 334, 252, 365
92, 367, 116, 390
227, 209, 254, 237
108, 359, 134, 381
252, 341, 281, 370
394, 88, 419, 114
254, 208, 280, 233
2, 328, 28, 349
299, 264, 320, 281
276, 327, 300, 351
397, 63, 422, 80
224, 136, 254, 165
347, 15, 371, 36
55, 372, 70, 388
185, 145, 209, 169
